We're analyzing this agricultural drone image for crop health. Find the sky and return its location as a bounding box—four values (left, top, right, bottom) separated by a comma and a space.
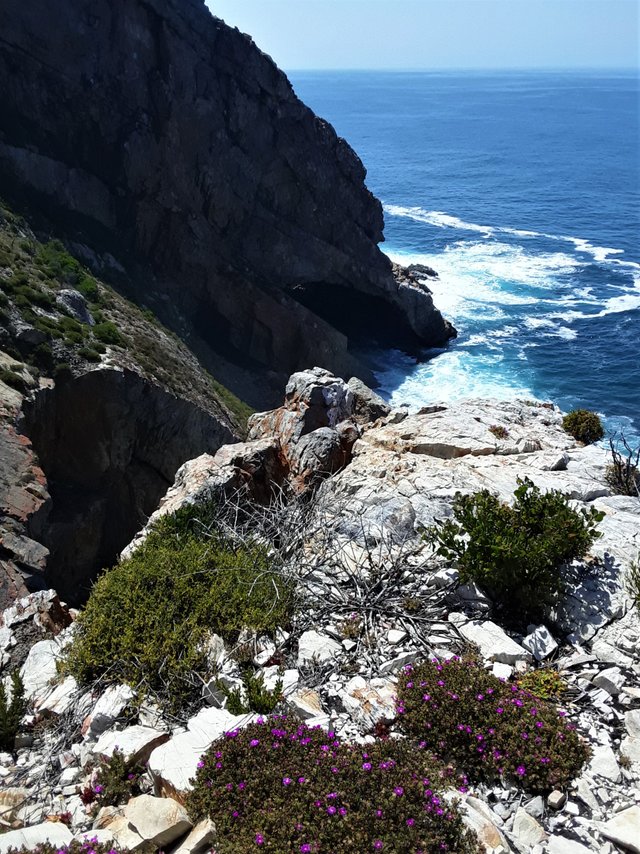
208, 0, 639, 71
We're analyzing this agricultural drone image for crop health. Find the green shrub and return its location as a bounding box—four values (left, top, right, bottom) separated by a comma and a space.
562, 409, 604, 444
517, 669, 567, 701
221, 667, 283, 715
82, 748, 144, 808
0, 672, 26, 752
5, 841, 128, 854
65, 509, 293, 711
627, 554, 640, 613
396, 658, 589, 793
0, 368, 28, 393
93, 321, 124, 346
78, 346, 102, 363
424, 477, 603, 620
187, 717, 480, 853
77, 274, 100, 303
605, 435, 640, 497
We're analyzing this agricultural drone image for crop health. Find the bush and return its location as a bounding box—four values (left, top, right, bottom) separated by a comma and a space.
221, 667, 283, 715
627, 554, 640, 613
5, 841, 127, 854
0, 368, 28, 393
65, 508, 293, 711
93, 321, 124, 346
0, 672, 26, 751
605, 435, 640, 497
187, 718, 480, 853
562, 409, 604, 444
81, 748, 144, 808
488, 425, 509, 439
424, 477, 603, 621
396, 658, 589, 793
517, 669, 567, 700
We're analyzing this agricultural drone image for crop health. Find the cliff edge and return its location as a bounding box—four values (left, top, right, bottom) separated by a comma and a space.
0, 0, 453, 407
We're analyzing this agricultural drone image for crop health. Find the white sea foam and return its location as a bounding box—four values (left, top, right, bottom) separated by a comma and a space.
384, 203, 638, 269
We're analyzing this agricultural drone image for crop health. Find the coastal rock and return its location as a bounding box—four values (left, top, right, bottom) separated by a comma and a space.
347, 377, 391, 424
0, 0, 453, 412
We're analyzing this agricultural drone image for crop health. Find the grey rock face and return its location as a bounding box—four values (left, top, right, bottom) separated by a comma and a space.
0, 0, 452, 403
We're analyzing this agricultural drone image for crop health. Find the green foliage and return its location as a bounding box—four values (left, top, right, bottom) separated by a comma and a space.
5, 841, 128, 854
93, 321, 124, 346
396, 658, 589, 793
90, 748, 144, 807
78, 346, 102, 363
0, 368, 28, 393
424, 477, 603, 621
65, 508, 293, 711
0, 672, 26, 752
187, 717, 480, 854
517, 669, 567, 701
221, 667, 283, 715
626, 554, 640, 614
562, 409, 604, 444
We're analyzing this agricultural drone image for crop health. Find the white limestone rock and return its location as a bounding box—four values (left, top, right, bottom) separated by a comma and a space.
512, 806, 547, 848
93, 724, 169, 764
83, 684, 135, 739
0, 822, 73, 854
587, 744, 620, 783
124, 794, 192, 848
546, 836, 593, 854
449, 614, 531, 665
148, 707, 254, 796
600, 805, 640, 854
339, 676, 396, 729
38, 675, 78, 714
522, 625, 558, 661
19, 639, 61, 702
172, 818, 217, 854
297, 630, 341, 666
592, 666, 625, 696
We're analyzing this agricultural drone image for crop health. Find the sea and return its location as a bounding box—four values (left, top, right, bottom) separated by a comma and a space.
289, 71, 640, 444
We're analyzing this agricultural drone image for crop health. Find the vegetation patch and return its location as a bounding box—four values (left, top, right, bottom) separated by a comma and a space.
187, 717, 480, 853
488, 424, 509, 439
64, 506, 294, 711
562, 409, 604, 444
5, 842, 127, 854
396, 658, 589, 793
424, 477, 603, 621
0, 672, 26, 752
81, 748, 144, 809
517, 669, 567, 701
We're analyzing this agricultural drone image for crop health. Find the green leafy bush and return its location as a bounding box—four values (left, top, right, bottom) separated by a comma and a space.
65, 508, 293, 710
187, 717, 480, 853
221, 667, 283, 715
0, 672, 26, 751
562, 409, 604, 444
93, 321, 124, 346
5, 841, 128, 854
396, 658, 589, 793
424, 477, 603, 620
517, 669, 567, 701
81, 748, 144, 808
0, 368, 28, 393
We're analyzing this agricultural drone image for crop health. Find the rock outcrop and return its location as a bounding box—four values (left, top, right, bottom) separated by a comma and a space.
0, 0, 453, 407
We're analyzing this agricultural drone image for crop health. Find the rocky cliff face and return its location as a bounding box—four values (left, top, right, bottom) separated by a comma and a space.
0, 0, 453, 407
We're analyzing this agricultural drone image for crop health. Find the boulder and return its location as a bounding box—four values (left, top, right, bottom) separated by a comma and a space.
0, 822, 73, 854
93, 725, 170, 764
297, 630, 341, 666
522, 625, 558, 661
512, 806, 546, 848
546, 836, 593, 854
600, 805, 640, 853
347, 377, 391, 424
172, 818, 217, 854
19, 638, 61, 702
124, 795, 192, 848
449, 615, 531, 665
82, 684, 135, 739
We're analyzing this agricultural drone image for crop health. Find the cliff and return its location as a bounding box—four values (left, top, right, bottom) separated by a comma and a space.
0, 0, 453, 408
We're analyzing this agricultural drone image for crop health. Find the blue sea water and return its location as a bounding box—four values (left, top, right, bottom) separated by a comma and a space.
289, 71, 640, 442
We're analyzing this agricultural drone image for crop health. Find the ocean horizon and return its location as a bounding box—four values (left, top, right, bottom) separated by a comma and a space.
289, 69, 640, 443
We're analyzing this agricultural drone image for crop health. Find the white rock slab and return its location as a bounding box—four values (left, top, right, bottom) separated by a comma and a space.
172, 818, 216, 854
19, 639, 61, 701
148, 707, 254, 796
546, 836, 593, 854
339, 676, 396, 728
93, 724, 169, 764
449, 614, 531, 665
38, 675, 78, 714
512, 806, 546, 847
593, 666, 625, 696
522, 625, 558, 661
297, 630, 341, 666
0, 822, 73, 854
83, 684, 135, 739
626, 709, 640, 739
124, 794, 192, 847
600, 805, 640, 854
587, 745, 620, 783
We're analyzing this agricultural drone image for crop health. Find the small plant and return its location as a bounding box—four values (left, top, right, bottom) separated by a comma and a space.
0, 672, 26, 751
626, 554, 640, 613
91, 748, 144, 807
397, 658, 589, 793
562, 409, 604, 444
338, 613, 362, 639
488, 424, 509, 439
424, 477, 603, 621
0, 368, 28, 393
518, 669, 567, 700
221, 667, 284, 716
187, 717, 480, 853
5, 839, 128, 854
605, 434, 640, 497
93, 321, 124, 346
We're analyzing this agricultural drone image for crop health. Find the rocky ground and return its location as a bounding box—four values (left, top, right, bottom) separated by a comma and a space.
1, 368, 639, 853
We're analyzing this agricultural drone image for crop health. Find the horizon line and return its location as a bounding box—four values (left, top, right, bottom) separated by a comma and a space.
285, 66, 639, 74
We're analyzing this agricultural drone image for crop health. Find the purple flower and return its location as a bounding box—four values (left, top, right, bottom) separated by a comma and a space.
282, 777, 292, 786
496, 707, 504, 714
93, 784, 104, 794
250, 739, 260, 747
516, 765, 526, 777
327, 806, 337, 815
406, 818, 415, 827
393, 786, 404, 796
374, 842, 383, 850
362, 762, 372, 771
197, 760, 204, 769
300, 846, 311, 853
255, 833, 265, 845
